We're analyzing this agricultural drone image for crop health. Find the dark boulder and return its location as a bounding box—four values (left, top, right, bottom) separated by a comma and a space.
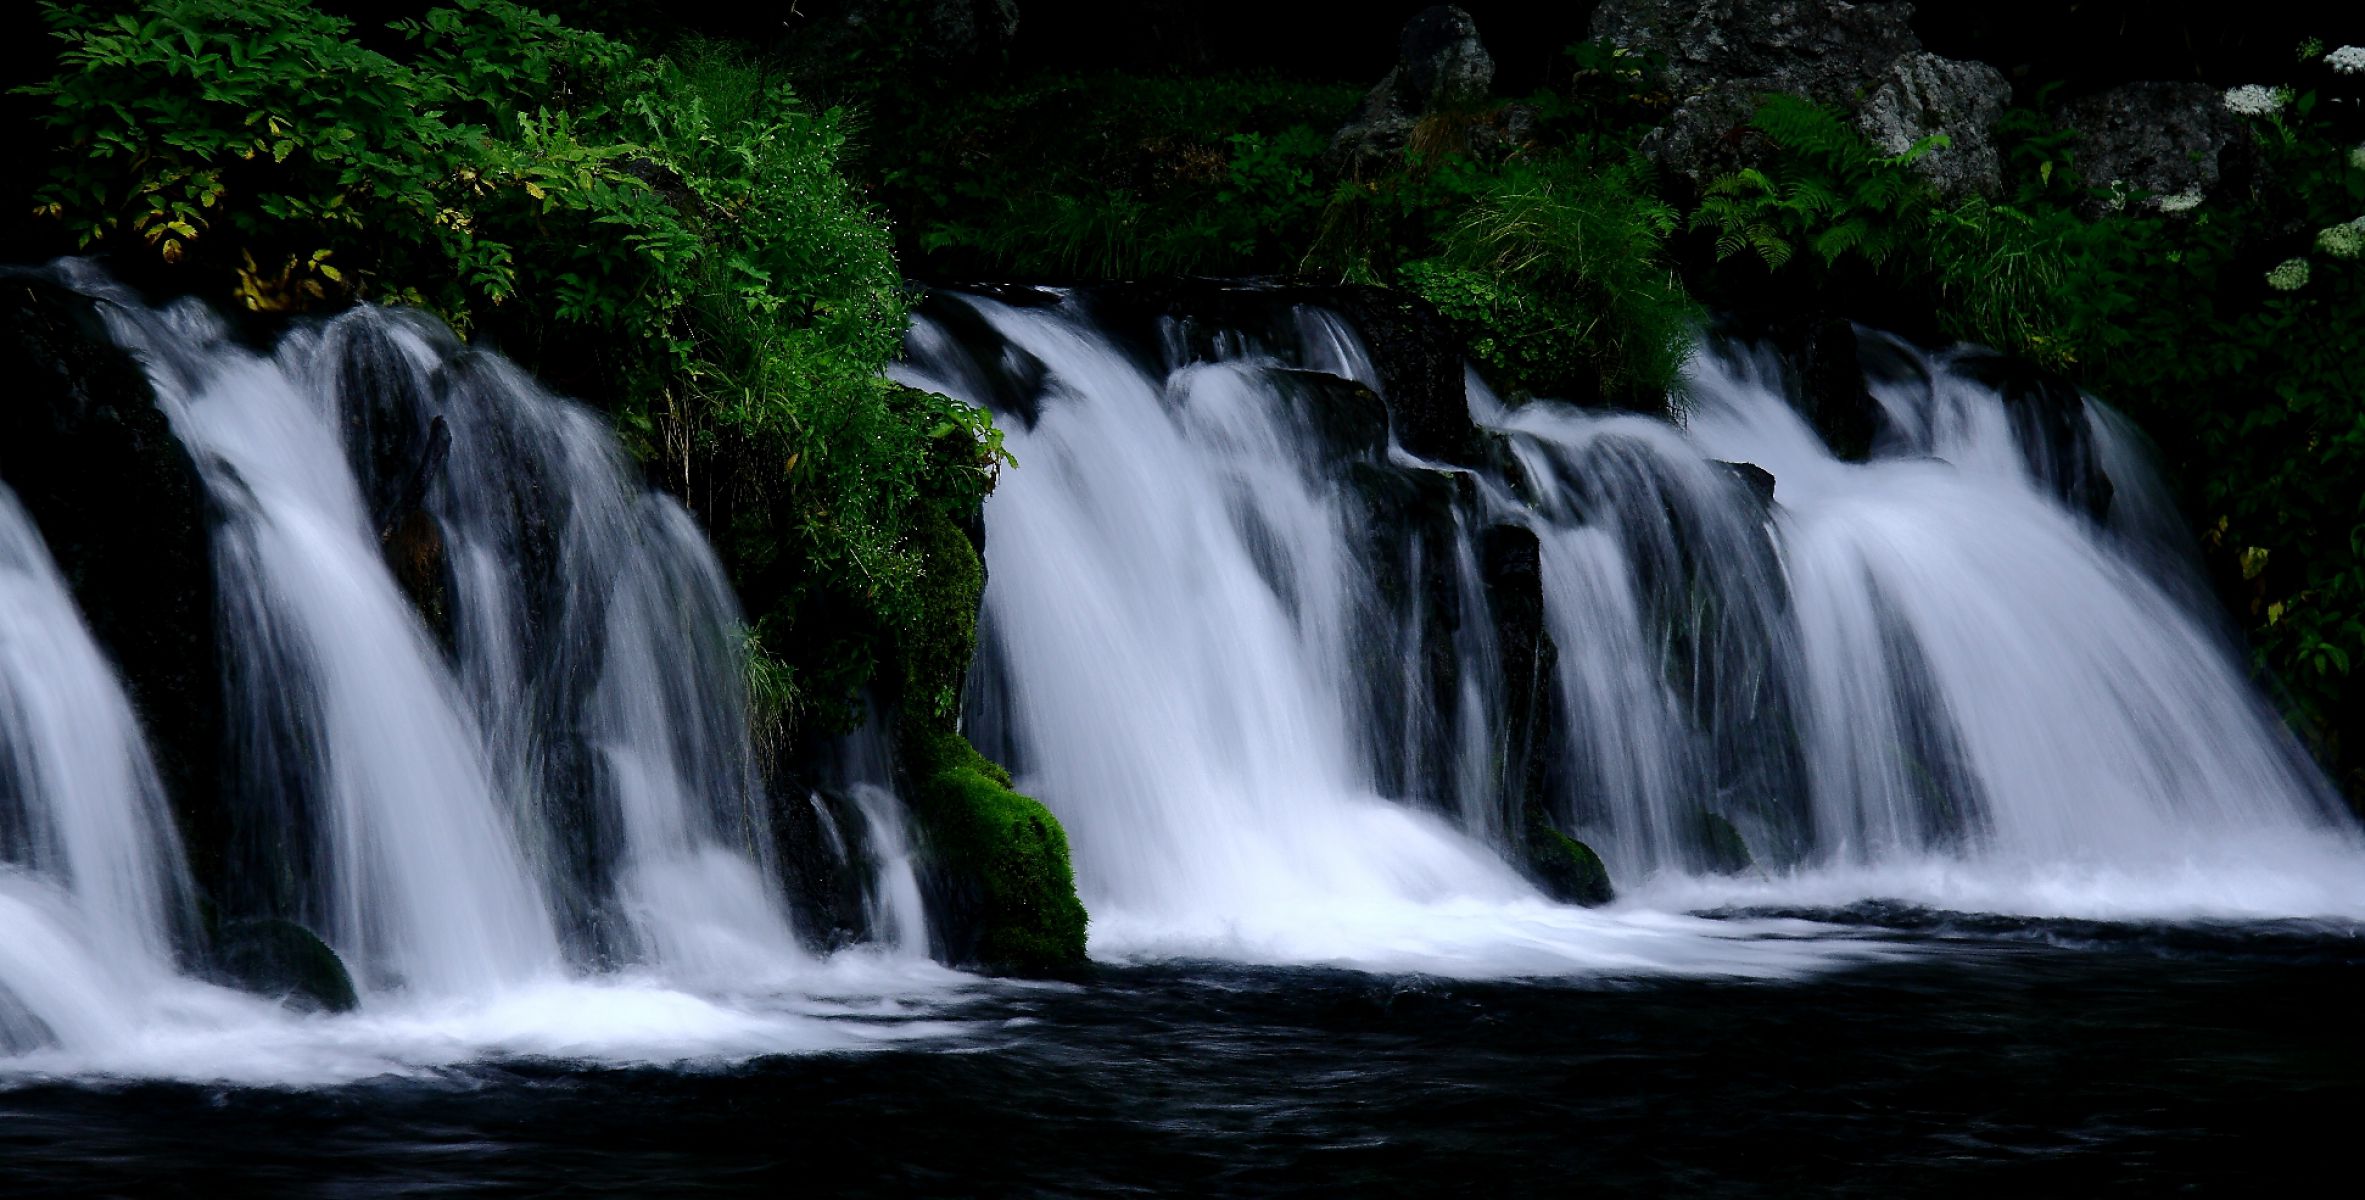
2057, 82, 2246, 213
1527, 823, 1615, 907
1952, 350, 2114, 523
1329, 6, 1498, 179
0, 275, 224, 895
213, 917, 360, 1013
1591, 0, 2011, 198
1687, 809, 1755, 875
770, 782, 885, 954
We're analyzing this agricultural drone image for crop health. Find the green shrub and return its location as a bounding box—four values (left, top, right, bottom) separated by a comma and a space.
1403, 153, 1695, 403
23, 0, 1006, 737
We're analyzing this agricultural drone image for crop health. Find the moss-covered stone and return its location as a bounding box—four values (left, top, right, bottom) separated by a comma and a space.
0, 276, 224, 900
901, 724, 1089, 976
1525, 820, 1615, 907
1689, 809, 1756, 875
212, 917, 360, 1013
890, 499, 1088, 976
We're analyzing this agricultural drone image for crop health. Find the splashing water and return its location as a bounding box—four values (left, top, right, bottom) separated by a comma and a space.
905, 290, 2365, 975
0, 266, 960, 1084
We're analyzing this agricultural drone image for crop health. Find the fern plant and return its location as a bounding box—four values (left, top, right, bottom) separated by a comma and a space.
1689, 93, 1948, 272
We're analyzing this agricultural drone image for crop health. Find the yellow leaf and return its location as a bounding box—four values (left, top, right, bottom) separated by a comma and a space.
2268, 602, 2286, 625
2240, 546, 2271, 580
524, 181, 546, 200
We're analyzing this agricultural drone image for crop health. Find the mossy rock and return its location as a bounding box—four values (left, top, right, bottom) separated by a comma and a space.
902, 725, 1089, 976
1525, 822, 1615, 907
214, 917, 360, 1013
1689, 809, 1756, 876
889, 503, 1087, 976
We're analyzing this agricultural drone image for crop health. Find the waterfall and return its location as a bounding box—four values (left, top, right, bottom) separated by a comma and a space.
0, 486, 189, 1053
904, 288, 2365, 966
0, 266, 953, 1081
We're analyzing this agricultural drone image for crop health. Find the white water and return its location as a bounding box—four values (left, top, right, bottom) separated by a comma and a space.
0, 268, 957, 1083
0, 486, 190, 1053
906, 291, 2365, 975
11, 267, 2364, 1079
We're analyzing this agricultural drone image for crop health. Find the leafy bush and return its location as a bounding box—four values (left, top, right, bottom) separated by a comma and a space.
1403, 153, 1694, 404
23, 0, 1006, 737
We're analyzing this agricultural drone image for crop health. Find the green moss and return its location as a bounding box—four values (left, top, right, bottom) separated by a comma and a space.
888, 500, 1085, 976
1525, 820, 1615, 908
902, 725, 1088, 976
899, 499, 987, 728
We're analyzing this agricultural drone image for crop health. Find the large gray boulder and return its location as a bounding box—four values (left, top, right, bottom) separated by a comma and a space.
1590, 0, 2012, 198
2057, 82, 2247, 212
1329, 6, 1499, 179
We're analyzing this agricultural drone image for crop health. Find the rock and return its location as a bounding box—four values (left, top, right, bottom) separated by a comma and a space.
1688, 809, 1755, 874
1527, 822, 1615, 906
1719, 460, 1777, 505
2057, 82, 2245, 212
1951, 351, 2114, 523
1322, 287, 1487, 467
0, 275, 224, 897
213, 917, 360, 1012
1591, 0, 2010, 198
1398, 6, 1494, 110
891, 509, 1087, 976
1329, 6, 1497, 179
900, 723, 1088, 976
785, 0, 1021, 79
770, 782, 883, 954
1857, 52, 2011, 198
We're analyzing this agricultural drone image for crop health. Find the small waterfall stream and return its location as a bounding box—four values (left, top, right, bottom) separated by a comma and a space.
904, 288, 2365, 967
0, 267, 950, 1080
6, 267, 2364, 1079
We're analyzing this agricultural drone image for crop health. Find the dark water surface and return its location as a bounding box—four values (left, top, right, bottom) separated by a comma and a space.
4, 912, 2359, 1196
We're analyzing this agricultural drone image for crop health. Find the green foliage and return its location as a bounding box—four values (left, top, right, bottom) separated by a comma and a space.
1690, 94, 1950, 274
23, 1, 1007, 736
1404, 154, 1694, 402
869, 72, 1356, 279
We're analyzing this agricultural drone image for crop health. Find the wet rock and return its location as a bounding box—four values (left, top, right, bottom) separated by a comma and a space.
0, 275, 224, 896
770, 782, 882, 954
1952, 351, 2114, 523
1591, 0, 2010, 198
1688, 810, 1755, 875
1329, 6, 1497, 179
1528, 823, 1615, 907
1719, 461, 1778, 505
213, 917, 359, 1013
2057, 82, 2246, 212
1479, 523, 1565, 843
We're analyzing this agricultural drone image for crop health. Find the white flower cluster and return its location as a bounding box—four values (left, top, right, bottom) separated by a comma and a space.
2330, 45, 2365, 75
2156, 191, 2204, 213
2319, 222, 2365, 259
2266, 258, 2312, 291
2224, 85, 2287, 117
2351, 144, 2365, 171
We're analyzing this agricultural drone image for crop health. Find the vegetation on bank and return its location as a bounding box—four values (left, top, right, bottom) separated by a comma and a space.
21, 0, 1003, 741
15, 0, 1080, 970
10, 1, 2365, 935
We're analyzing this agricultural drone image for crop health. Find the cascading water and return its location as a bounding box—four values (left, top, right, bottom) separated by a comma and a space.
0, 267, 956, 1083
906, 287, 2365, 970
0, 486, 190, 1053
